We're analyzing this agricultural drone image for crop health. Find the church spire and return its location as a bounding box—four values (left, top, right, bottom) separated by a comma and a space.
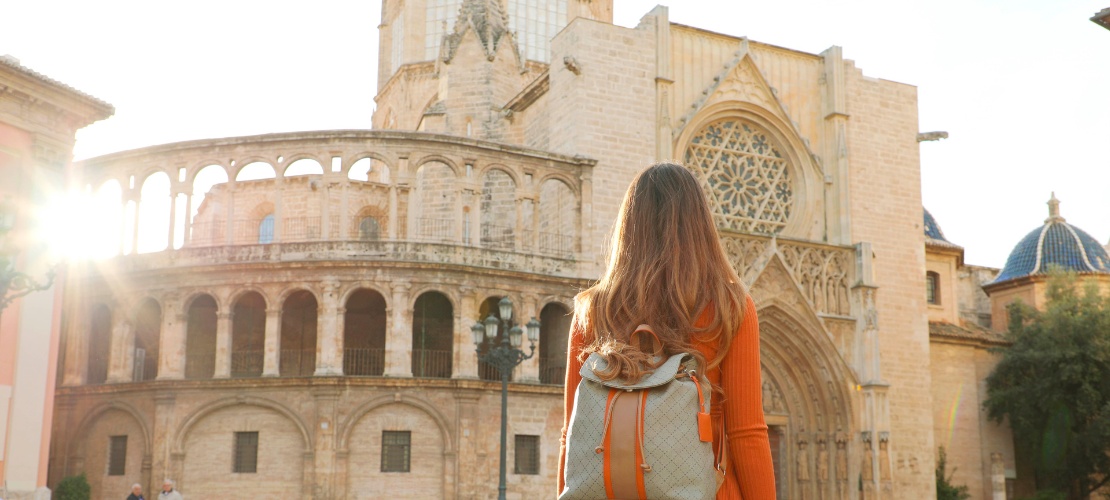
442, 0, 513, 62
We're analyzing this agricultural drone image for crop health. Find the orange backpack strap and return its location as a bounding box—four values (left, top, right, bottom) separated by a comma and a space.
629, 324, 664, 358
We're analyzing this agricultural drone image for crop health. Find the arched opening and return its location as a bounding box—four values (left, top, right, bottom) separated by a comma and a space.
235, 162, 276, 182
280, 291, 317, 377
87, 304, 112, 384
344, 289, 388, 376
133, 299, 161, 381
185, 295, 218, 379
359, 216, 381, 241
137, 172, 171, 253
477, 296, 514, 382
537, 179, 576, 257
259, 214, 275, 244
414, 162, 457, 242
283, 158, 324, 177
76, 408, 149, 499
411, 292, 453, 378
231, 292, 267, 377
480, 169, 516, 250
348, 157, 391, 183
189, 165, 229, 247
538, 302, 571, 385
93, 180, 124, 258
345, 403, 446, 498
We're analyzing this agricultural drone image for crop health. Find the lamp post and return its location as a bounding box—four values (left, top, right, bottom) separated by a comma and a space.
0, 197, 54, 313
471, 296, 540, 500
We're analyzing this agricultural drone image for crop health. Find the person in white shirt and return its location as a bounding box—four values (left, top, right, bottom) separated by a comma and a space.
159, 479, 183, 500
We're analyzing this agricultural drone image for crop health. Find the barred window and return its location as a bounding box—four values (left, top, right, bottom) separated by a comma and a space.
514, 434, 540, 475
381, 431, 411, 473
108, 435, 127, 475
926, 271, 940, 305
234, 431, 259, 473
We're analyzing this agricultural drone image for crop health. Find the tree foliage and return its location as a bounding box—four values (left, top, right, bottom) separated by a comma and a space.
55, 473, 91, 500
936, 447, 971, 500
984, 272, 1110, 499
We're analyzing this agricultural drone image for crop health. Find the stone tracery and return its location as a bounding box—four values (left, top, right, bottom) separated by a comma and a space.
685, 118, 795, 234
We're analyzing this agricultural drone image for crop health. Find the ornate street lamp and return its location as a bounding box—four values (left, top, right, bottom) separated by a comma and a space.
0, 198, 55, 313
471, 297, 540, 500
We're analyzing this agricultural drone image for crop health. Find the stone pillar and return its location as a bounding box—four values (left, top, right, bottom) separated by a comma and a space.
224, 179, 236, 245
340, 181, 350, 239
119, 189, 129, 254
385, 283, 412, 377
131, 194, 141, 254
388, 185, 399, 240
167, 189, 178, 250
513, 197, 524, 251
106, 313, 135, 383
262, 307, 281, 376
61, 274, 89, 386
519, 294, 540, 382
315, 282, 343, 376
183, 193, 193, 246
454, 287, 479, 379
274, 175, 284, 242
312, 389, 340, 499
157, 295, 186, 380
213, 311, 233, 378
150, 393, 177, 494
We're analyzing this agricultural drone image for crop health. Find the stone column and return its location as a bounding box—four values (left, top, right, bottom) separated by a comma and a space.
518, 294, 540, 382
262, 307, 281, 376
315, 282, 343, 376
150, 393, 177, 494
454, 287, 479, 379
61, 275, 89, 386
119, 189, 129, 254
213, 311, 233, 378
157, 295, 186, 380
340, 180, 350, 239
274, 175, 284, 242
167, 189, 178, 250
513, 197, 524, 251
183, 193, 193, 246
312, 389, 340, 499
106, 313, 135, 383
384, 283, 412, 377
388, 185, 399, 240
131, 194, 141, 254
224, 179, 236, 245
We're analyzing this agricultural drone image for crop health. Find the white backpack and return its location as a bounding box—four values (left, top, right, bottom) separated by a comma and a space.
560, 325, 724, 500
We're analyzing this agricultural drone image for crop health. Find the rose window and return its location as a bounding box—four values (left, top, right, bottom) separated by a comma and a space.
684, 119, 795, 234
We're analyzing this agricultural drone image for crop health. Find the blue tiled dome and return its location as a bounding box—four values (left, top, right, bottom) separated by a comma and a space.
993, 195, 1110, 284
924, 208, 949, 242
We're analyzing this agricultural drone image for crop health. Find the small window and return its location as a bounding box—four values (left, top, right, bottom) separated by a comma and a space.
234, 431, 259, 473
108, 435, 127, 475
381, 431, 411, 472
514, 434, 540, 475
259, 215, 275, 244
926, 271, 940, 305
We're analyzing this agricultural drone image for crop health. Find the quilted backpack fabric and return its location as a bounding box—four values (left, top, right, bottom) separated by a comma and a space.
560, 336, 719, 500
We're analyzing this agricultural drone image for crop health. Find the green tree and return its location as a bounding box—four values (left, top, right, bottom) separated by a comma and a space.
936, 447, 971, 500
54, 473, 91, 500
984, 272, 1110, 499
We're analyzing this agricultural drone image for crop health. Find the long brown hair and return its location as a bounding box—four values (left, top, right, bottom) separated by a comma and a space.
575, 162, 747, 382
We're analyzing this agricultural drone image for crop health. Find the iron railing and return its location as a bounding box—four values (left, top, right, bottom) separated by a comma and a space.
417, 218, 454, 243
411, 349, 452, 378
231, 350, 264, 377
280, 349, 316, 376
284, 217, 322, 242
539, 359, 566, 385
344, 347, 385, 376
481, 223, 515, 250
184, 353, 215, 379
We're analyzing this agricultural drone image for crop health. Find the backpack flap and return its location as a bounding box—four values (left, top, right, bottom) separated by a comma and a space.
579, 352, 696, 390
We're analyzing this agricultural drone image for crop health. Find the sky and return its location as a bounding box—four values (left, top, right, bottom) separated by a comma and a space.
3, 0, 1109, 267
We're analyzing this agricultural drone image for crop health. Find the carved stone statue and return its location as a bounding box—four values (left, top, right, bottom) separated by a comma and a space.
797, 435, 811, 482
763, 380, 773, 412
879, 434, 892, 481
817, 436, 829, 482
835, 433, 847, 481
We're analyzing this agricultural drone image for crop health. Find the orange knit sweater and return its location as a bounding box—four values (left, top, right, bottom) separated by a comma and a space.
557, 294, 777, 499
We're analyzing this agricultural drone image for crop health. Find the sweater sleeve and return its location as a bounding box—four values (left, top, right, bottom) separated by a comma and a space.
721, 294, 777, 498
557, 317, 586, 495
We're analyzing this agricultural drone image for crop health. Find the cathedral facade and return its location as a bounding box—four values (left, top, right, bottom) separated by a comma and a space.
47, 1, 1021, 499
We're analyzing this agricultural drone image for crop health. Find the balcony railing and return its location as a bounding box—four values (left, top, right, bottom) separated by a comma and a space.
411, 349, 451, 379
481, 223, 514, 251
344, 348, 385, 376
185, 353, 215, 380
416, 218, 455, 243
231, 350, 264, 377
539, 359, 566, 385
280, 349, 316, 377
284, 217, 322, 242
